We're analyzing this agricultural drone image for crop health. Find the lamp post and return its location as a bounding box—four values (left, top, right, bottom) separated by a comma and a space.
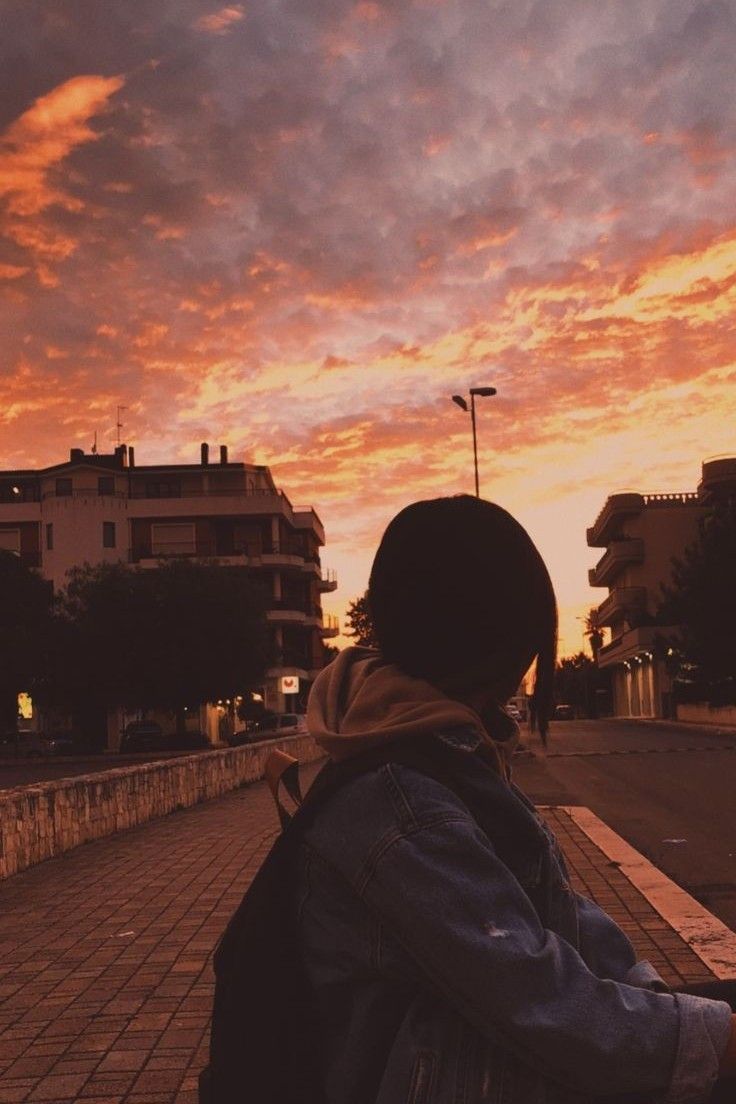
451, 386, 497, 497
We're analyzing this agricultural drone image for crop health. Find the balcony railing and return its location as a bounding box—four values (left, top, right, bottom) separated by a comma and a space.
41, 489, 127, 501
318, 568, 338, 591
320, 614, 340, 637
588, 539, 644, 588
130, 538, 314, 562
595, 586, 647, 628
128, 486, 282, 500
131, 540, 250, 561
586, 494, 643, 547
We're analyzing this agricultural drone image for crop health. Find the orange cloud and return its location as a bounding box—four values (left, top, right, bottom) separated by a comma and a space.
0, 74, 124, 272
194, 6, 246, 34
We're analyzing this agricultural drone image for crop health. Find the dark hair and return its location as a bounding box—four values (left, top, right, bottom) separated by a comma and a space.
367, 496, 557, 741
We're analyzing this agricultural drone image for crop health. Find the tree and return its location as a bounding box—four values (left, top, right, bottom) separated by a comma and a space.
658, 500, 736, 704
47, 560, 274, 738
583, 608, 605, 660
554, 652, 612, 719
0, 551, 52, 730
344, 591, 377, 648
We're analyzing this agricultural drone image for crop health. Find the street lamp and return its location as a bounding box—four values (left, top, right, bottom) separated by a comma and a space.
451, 386, 497, 497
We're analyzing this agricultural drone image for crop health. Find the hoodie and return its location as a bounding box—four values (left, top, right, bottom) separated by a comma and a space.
307, 645, 514, 774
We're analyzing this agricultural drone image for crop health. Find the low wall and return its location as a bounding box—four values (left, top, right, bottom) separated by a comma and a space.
0, 735, 324, 880
676, 703, 736, 727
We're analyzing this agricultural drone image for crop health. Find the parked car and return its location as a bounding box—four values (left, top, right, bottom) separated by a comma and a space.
121, 722, 210, 754
552, 703, 575, 721
232, 713, 308, 745
120, 721, 165, 754
0, 730, 46, 758
41, 730, 93, 756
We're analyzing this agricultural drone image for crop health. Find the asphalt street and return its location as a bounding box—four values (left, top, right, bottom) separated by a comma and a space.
514, 718, 736, 933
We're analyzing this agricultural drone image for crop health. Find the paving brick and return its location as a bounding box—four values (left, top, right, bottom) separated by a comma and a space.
27, 1072, 88, 1100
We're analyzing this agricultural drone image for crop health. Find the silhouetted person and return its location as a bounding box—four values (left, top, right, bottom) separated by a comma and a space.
299, 496, 736, 1102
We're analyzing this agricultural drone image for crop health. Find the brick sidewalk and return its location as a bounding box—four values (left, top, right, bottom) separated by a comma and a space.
0, 769, 725, 1103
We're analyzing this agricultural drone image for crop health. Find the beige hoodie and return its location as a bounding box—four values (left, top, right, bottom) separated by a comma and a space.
307, 646, 508, 775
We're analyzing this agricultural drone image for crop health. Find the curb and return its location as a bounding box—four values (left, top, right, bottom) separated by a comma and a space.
560, 805, 736, 980
598, 717, 736, 737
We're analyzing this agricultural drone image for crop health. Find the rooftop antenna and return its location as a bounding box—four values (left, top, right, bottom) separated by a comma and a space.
116, 406, 127, 447
91, 431, 98, 455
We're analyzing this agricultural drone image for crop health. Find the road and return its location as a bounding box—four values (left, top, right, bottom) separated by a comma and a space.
514, 718, 736, 932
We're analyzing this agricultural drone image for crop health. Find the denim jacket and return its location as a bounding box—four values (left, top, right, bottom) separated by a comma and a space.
297, 728, 730, 1104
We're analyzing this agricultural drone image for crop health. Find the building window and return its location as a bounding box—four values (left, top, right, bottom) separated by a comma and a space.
98, 476, 115, 495
144, 479, 181, 498
151, 522, 195, 556
46, 523, 53, 551
55, 477, 72, 496
0, 529, 20, 554
102, 521, 116, 548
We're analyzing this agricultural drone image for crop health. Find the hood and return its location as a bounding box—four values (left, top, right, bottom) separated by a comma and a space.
307, 646, 513, 773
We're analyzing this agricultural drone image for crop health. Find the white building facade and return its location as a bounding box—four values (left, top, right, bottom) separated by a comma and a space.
0, 443, 338, 739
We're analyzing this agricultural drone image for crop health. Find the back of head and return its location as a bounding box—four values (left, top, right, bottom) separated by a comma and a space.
368, 495, 557, 740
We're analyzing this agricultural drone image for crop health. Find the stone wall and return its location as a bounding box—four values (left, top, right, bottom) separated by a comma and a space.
0, 735, 324, 880
676, 703, 736, 727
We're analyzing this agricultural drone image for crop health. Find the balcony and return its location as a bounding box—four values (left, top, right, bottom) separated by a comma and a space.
317, 568, 338, 592
699, 455, 736, 502
127, 490, 324, 536
320, 614, 340, 638
131, 539, 250, 564
130, 538, 311, 568
586, 494, 643, 547
259, 550, 306, 570
266, 600, 307, 624
595, 586, 647, 628
596, 625, 676, 668
588, 539, 644, 587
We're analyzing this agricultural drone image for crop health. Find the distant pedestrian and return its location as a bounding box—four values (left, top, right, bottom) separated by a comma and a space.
297, 495, 736, 1102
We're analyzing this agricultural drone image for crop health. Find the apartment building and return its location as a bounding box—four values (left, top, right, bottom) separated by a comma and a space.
0, 442, 338, 726
587, 456, 736, 718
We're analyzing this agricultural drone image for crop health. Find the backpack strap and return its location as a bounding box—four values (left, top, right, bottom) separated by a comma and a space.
264, 749, 304, 828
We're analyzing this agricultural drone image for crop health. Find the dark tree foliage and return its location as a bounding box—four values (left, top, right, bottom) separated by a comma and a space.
0, 551, 52, 729
583, 608, 605, 659
554, 653, 612, 719
47, 560, 274, 730
344, 591, 377, 648
658, 501, 736, 704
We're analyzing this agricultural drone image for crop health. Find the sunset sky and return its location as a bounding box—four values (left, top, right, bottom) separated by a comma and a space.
2, 0, 735, 657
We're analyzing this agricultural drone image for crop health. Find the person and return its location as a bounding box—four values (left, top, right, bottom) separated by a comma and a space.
298, 495, 736, 1103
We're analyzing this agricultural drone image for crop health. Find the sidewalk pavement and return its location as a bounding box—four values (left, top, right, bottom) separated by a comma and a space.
1, 764, 735, 1104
